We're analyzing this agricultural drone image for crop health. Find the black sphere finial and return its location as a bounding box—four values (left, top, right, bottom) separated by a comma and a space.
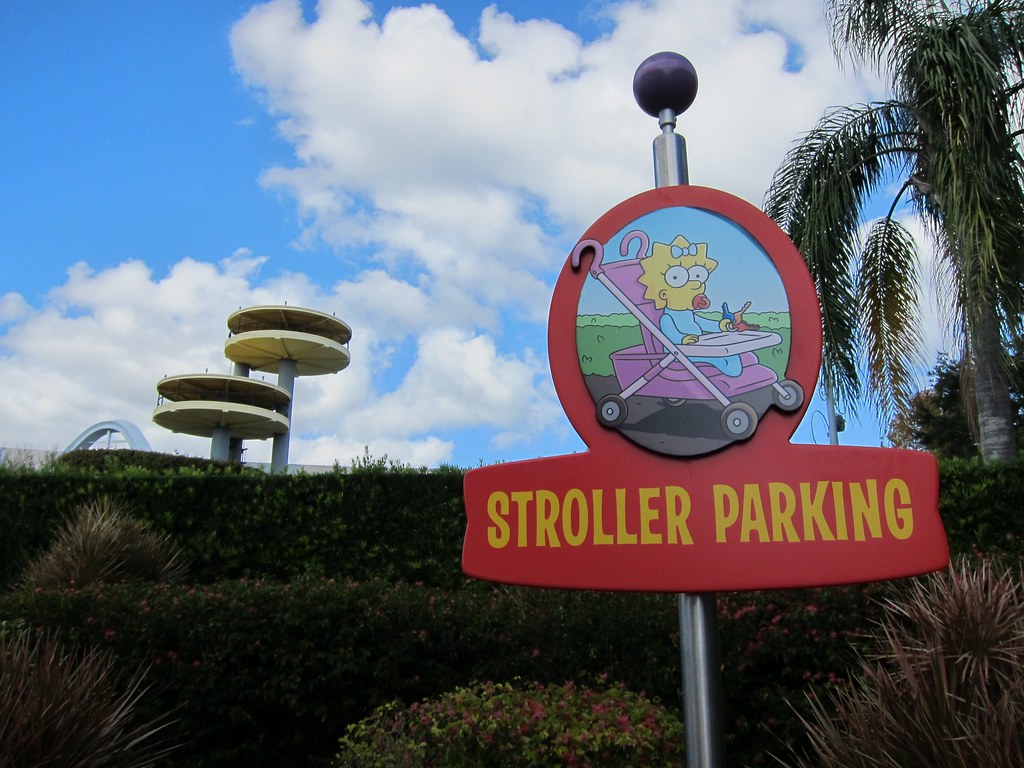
633, 52, 698, 118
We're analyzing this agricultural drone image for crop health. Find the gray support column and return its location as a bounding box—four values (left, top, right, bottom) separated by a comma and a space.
227, 357, 248, 463
211, 426, 231, 461
271, 358, 297, 473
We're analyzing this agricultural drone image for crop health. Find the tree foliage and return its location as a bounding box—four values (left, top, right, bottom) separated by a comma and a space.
889, 352, 1024, 458
766, 0, 1024, 461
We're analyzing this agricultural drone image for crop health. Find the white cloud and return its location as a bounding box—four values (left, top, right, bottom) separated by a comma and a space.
3, 0, 901, 465
0, 292, 32, 325
291, 433, 455, 469
0, 250, 562, 466
344, 326, 557, 437
230, 0, 878, 247
0, 255, 265, 455
226, 0, 887, 344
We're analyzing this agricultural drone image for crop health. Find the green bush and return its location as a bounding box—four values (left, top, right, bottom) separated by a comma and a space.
716, 585, 881, 764
3, 452, 1022, 767
0, 578, 879, 768
0, 458, 466, 588
336, 679, 686, 767
56, 448, 251, 473
0, 628, 179, 767
0, 581, 679, 767
3, 452, 1023, 590
938, 455, 1024, 557
776, 559, 1024, 767
20, 495, 188, 590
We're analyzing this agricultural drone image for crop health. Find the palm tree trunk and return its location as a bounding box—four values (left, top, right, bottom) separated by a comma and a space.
970, 307, 1017, 462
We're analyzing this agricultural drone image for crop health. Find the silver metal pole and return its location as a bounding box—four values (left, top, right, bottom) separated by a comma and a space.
824, 376, 840, 445
679, 593, 724, 766
652, 102, 725, 768
654, 108, 688, 187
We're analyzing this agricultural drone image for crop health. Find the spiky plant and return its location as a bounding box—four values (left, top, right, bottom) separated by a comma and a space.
776, 559, 1024, 767
20, 495, 188, 590
0, 629, 179, 767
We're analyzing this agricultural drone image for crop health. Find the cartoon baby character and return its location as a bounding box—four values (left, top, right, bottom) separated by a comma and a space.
637, 234, 742, 376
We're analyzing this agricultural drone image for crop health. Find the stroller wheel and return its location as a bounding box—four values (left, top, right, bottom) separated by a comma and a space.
772, 379, 804, 412
597, 395, 628, 427
721, 403, 757, 440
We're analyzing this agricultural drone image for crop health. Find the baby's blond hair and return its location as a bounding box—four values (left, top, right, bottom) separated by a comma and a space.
637, 235, 717, 309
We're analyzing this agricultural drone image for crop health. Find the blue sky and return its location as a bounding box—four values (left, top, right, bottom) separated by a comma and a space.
2, 2, 294, 300
1, 0, 945, 467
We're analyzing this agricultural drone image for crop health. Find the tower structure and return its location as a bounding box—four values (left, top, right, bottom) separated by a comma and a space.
153, 305, 351, 471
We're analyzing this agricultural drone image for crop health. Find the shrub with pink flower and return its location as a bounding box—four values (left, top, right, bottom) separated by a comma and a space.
335, 679, 685, 767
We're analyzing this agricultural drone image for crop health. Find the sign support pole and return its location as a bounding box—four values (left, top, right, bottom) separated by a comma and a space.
678, 593, 724, 766
642, 55, 725, 768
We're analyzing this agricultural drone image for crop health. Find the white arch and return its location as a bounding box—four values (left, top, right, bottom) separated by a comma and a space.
64, 420, 152, 452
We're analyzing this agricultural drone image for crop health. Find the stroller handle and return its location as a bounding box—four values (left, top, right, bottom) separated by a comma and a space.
571, 230, 650, 277
570, 238, 604, 275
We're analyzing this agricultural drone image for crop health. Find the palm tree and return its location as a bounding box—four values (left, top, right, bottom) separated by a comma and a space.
765, 0, 1024, 461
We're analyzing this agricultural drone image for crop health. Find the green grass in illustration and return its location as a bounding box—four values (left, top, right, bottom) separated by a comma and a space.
577, 312, 792, 380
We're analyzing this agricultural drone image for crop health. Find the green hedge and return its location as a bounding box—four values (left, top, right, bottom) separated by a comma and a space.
0, 456, 465, 589
3, 451, 1023, 590
55, 448, 251, 473
0, 579, 878, 768
938, 454, 1024, 555
2, 450, 1023, 766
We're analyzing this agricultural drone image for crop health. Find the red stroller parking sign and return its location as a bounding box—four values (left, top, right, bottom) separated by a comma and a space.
462, 185, 948, 593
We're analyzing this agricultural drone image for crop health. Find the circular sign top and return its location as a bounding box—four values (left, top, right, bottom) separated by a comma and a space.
549, 185, 821, 460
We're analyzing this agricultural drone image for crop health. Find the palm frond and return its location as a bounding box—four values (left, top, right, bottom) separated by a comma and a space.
828, 0, 1024, 299
856, 217, 925, 421
765, 100, 919, 408
826, 0, 939, 74
770, 0, 1024, 457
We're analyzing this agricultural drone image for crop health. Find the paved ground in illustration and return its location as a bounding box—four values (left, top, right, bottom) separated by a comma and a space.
584, 374, 774, 456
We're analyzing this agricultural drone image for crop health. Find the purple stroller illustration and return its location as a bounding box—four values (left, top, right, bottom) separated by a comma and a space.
572, 232, 804, 441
